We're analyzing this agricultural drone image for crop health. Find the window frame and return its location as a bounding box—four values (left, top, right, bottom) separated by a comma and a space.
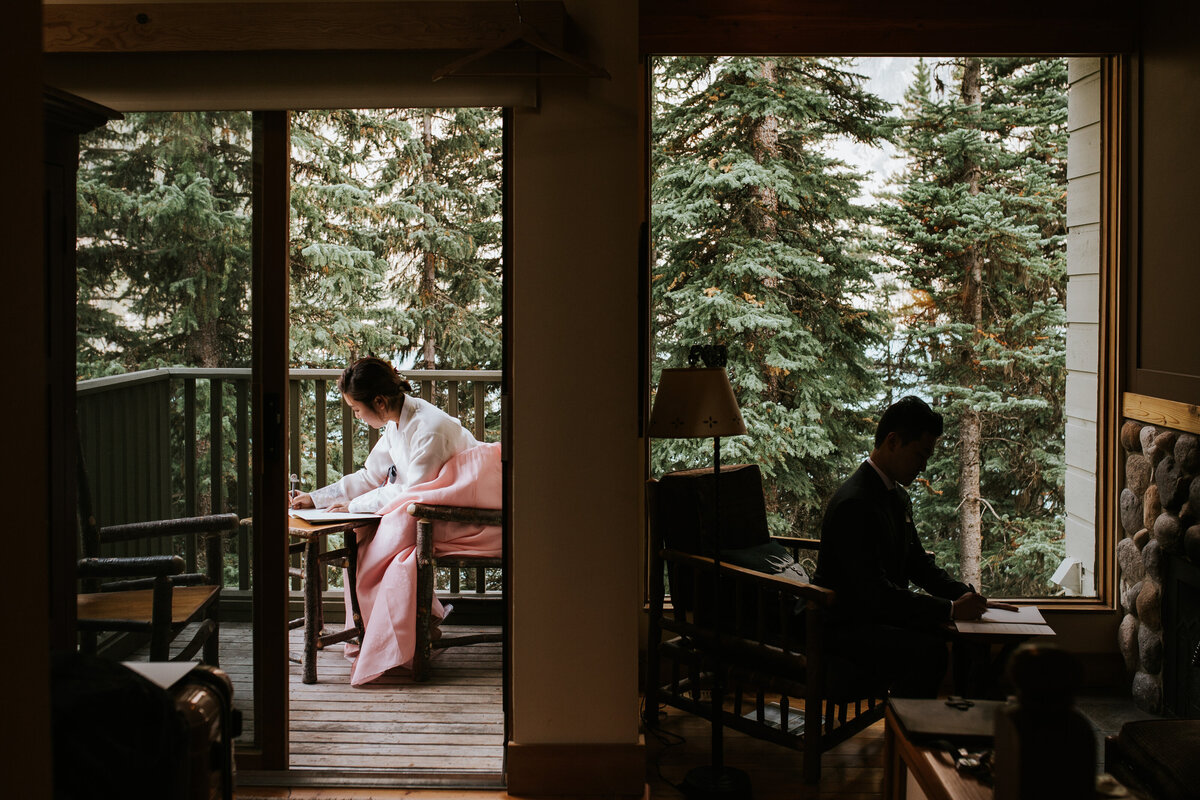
637, 2, 1135, 615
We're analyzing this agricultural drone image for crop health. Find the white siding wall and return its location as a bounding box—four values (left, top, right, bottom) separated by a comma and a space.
1063, 57, 1102, 595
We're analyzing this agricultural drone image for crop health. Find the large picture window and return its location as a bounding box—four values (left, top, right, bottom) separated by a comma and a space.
650, 56, 1103, 600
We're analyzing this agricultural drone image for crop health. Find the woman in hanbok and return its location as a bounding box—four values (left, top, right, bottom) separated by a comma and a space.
290, 356, 501, 684
288, 356, 480, 513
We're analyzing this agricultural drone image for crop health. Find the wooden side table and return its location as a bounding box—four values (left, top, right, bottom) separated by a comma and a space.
287, 516, 380, 684
883, 704, 993, 800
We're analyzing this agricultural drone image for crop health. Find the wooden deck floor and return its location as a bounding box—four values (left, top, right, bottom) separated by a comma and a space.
218, 621, 504, 774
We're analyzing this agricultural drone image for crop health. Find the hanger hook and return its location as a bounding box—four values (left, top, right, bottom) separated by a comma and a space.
514, 0, 524, 25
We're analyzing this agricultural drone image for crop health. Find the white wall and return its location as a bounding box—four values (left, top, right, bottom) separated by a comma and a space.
1063, 57, 1102, 596
509, 0, 642, 748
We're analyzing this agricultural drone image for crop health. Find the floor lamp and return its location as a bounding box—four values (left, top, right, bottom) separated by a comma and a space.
649, 361, 750, 800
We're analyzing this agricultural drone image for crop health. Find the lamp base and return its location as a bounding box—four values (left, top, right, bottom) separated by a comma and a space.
680, 765, 753, 800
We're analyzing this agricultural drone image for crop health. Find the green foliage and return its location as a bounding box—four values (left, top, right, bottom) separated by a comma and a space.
77, 112, 254, 376
76, 109, 505, 587
287, 108, 504, 493
289, 108, 502, 371
652, 56, 892, 534
878, 58, 1069, 595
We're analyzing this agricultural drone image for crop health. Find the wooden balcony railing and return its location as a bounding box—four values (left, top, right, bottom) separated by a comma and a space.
76, 367, 502, 598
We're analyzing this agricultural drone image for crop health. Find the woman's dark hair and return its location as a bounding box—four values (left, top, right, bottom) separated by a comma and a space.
874, 395, 943, 447
337, 357, 411, 413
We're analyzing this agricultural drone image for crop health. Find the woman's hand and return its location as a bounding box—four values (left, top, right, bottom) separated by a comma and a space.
325, 503, 350, 513
289, 491, 315, 509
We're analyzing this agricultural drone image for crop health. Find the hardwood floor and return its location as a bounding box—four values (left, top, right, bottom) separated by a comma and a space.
216, 619, 888, 798
644, 705, 886, 800
188, 623, 1145, 799
234, 694, 886, 799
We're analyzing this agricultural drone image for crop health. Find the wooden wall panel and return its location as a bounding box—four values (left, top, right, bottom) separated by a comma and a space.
45, 1, 565, 52
1127, 3, 1200, 404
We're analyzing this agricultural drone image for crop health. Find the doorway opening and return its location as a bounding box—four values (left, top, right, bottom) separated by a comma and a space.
74, 105, 508, 782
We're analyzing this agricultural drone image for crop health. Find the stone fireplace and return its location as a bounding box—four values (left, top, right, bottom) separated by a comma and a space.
1117, 421, 1200, 715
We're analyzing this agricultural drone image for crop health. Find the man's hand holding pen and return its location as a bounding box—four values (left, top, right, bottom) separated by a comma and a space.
952, 583, 1019, 620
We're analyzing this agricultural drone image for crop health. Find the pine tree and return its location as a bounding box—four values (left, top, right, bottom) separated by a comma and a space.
288, 108, 502, 372
384, 107, 503, 372
78, 108, 504, 513
879, 58, 1068, 595
289, 109, 406, 364
652, 56, 891, 534
77, 112, 254, 376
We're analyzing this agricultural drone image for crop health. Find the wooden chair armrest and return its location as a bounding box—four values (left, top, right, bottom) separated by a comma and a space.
408, 503, 501, 526
662, 548, 836, 607
770, 534, 820, 552
78, 554, 186, 579
99, 513, 239, 544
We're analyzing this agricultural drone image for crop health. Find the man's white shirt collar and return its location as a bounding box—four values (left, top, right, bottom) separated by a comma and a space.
866, 456, 897, 491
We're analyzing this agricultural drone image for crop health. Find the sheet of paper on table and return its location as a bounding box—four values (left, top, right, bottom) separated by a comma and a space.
981, 605, 1046, 625
289, 509, 381, 523
955, 604, 1053, 635
955, 621, 1055, 635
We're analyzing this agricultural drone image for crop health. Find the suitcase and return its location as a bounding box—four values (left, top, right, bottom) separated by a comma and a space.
172, 664, 238, 800
51, 653, 239, 800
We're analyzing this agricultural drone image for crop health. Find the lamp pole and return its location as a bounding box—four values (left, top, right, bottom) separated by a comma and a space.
648, 353, 751, 800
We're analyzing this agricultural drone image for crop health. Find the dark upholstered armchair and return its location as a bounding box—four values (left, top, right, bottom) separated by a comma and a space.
643, 463, 886, 784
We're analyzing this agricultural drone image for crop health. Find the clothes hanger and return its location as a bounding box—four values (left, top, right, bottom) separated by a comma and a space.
432, 1, 610, 81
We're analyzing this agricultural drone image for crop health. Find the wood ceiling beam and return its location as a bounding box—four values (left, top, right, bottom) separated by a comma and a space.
639, 0, 1137, 56
45, 2, 565, 53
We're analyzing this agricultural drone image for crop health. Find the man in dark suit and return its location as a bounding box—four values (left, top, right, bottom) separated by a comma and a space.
814, 395, 1004, 698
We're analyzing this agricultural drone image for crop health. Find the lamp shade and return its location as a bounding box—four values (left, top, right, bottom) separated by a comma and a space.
649, 368, 747, 439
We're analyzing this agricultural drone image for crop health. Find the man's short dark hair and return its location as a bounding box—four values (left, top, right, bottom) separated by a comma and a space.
874, 396, 944, 447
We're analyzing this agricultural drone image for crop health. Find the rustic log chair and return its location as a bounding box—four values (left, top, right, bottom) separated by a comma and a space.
76, 438, 239, 665
408, 502, 503, 682
644, 464, 887, 784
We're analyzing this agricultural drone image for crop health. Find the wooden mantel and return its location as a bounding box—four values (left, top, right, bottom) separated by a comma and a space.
1123, 393, 1200, 436
44, 1, 565, 53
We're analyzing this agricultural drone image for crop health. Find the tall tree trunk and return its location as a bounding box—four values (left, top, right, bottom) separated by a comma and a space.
752, 60, 780, 242
185, 268, 222, 515
420, 110, 437, 370
751, 60, 782, 398
957, 57, 984, 589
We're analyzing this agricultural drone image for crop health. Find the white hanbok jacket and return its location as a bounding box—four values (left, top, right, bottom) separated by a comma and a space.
309, 395, 480, 513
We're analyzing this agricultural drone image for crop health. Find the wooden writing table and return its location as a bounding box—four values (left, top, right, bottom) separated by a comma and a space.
950, 608, 1056, 698
287, 515, 380, 683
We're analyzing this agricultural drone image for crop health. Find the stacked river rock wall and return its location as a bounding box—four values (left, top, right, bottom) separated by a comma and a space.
1117, 421, 1200, 714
